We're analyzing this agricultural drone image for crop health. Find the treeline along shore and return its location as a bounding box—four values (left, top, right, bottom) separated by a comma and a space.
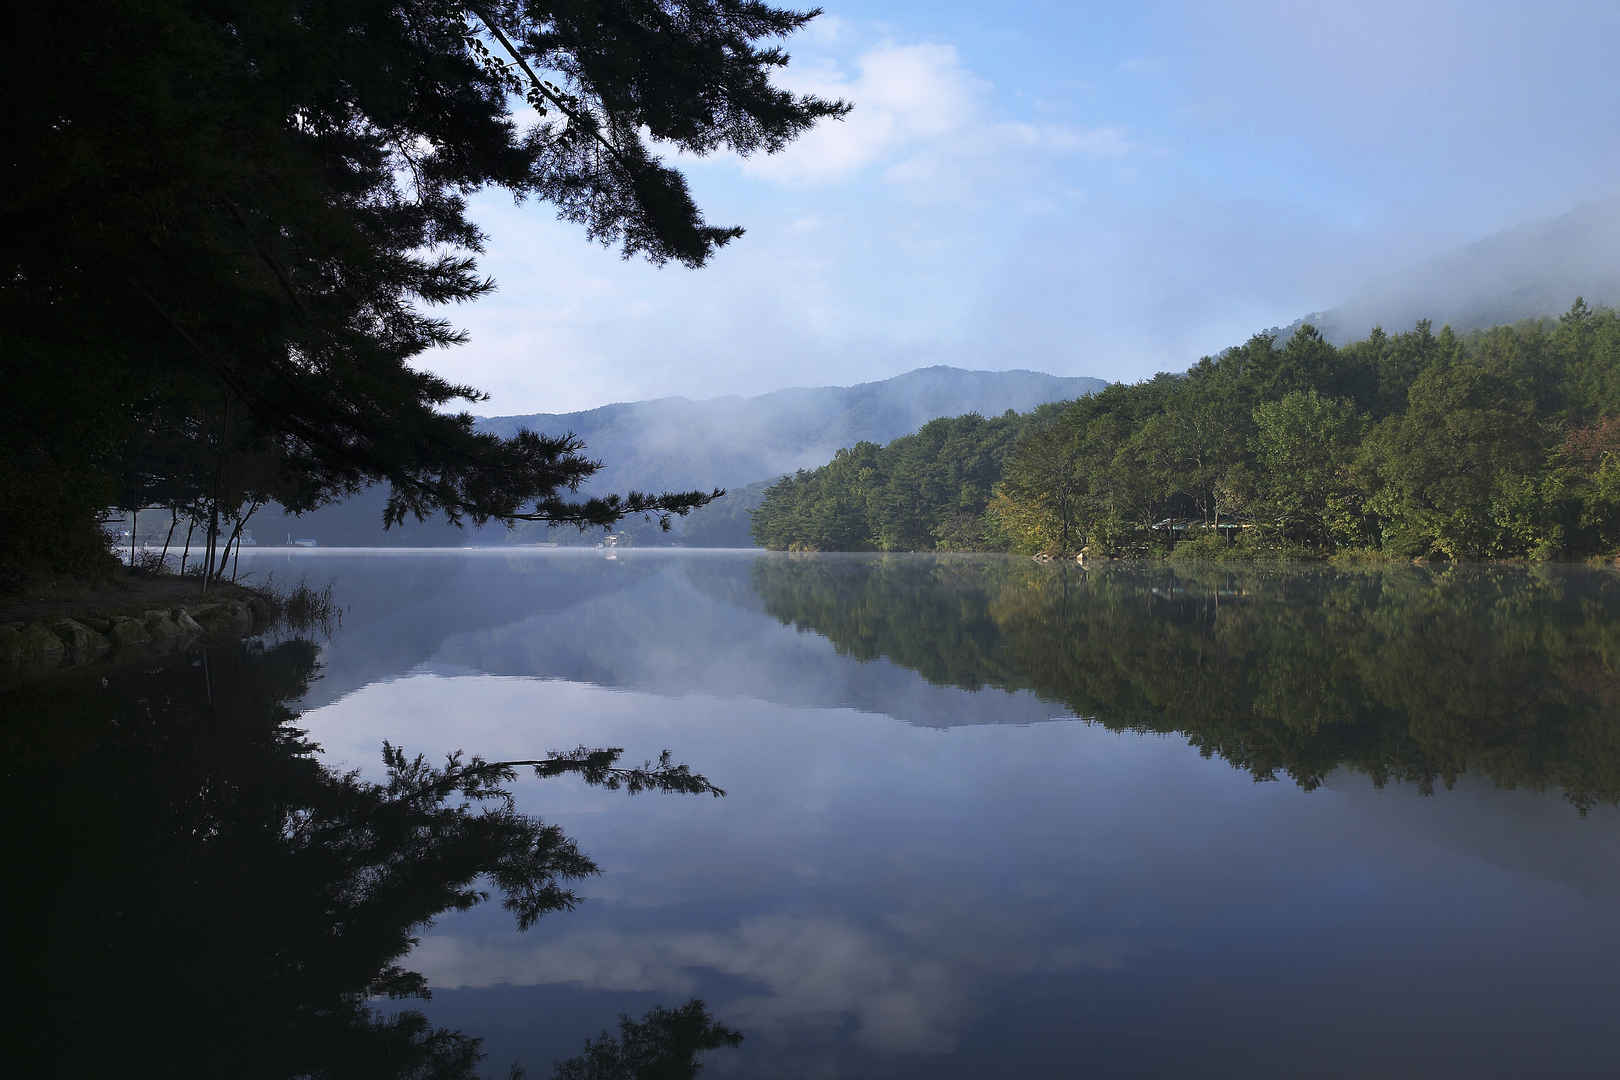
751, 302, 1620, 561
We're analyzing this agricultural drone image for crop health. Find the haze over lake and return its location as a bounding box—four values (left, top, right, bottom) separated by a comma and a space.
209, 551, 1620, 1076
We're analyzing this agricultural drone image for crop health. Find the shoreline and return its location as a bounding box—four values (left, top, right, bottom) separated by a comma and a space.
0, 577, 278, 685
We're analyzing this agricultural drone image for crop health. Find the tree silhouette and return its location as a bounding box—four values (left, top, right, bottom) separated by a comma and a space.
2, 1, 849, 582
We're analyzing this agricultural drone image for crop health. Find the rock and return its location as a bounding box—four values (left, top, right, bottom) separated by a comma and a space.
18, 623, 66, 669
191, 600, 252, 635
171, 608, 204, 636
143, 609, 184, 641
80, 616, 115, 634
107, 616, 151, 648
51, 618, 111, 662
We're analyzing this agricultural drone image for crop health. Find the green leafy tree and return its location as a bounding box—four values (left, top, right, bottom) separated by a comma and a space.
993, 412, 1090, 554
1362, 347, 1545, 557
754, 413, 1035, 552
1251, 390, 1367, 549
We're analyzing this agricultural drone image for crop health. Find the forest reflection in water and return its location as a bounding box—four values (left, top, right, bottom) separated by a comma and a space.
7, 636, 739, 1079
753, 556, 1620, 811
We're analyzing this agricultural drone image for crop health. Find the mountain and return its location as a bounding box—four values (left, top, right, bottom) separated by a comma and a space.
1287, 196, 1620, 344
247, 366, 1107, 547
478, 365, 1108, 494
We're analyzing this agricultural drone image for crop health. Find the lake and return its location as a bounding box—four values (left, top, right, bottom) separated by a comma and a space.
17, 550, 1620, 1077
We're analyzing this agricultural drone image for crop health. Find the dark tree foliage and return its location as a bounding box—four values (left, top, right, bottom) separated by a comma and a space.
5, 637, 729, 1078
752, 556, 1620, 812
754, 303, 1620, 560
0, 0, 847, 585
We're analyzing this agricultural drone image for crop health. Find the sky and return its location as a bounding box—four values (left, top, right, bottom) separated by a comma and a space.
424, 0, 1620, 415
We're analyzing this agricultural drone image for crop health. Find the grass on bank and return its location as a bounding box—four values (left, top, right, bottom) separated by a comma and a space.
0, 548, 341, 637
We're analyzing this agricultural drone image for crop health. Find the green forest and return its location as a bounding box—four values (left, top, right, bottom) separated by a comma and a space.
752, 302, 1620, 560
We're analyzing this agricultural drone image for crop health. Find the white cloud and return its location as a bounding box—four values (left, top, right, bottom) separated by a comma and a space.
411, 916, 1141, 1057
731, 37, 1132, 207
741, 43, 989, 185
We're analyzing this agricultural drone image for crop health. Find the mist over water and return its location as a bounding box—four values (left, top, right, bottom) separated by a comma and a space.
240, 550, 1620, 1077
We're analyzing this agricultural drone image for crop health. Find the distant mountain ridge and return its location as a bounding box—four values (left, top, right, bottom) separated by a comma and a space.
248, 365, 1107, 546
477, 365, 1108, 495
1285, 195, 1620, 344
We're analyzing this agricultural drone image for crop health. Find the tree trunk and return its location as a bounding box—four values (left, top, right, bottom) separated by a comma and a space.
230, 499, 262, 582
181, 515, 195, 575
219, 514, 245, 586
130, 507, 137, 568
202, 499, 220, 593
204, 389, 229, 592
161, 506, 178, 571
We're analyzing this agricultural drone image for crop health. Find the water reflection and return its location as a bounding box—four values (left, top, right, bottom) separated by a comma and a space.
23, 551, 1620, 1078
7, 635, 736, 1078
753, 557, 1620, 810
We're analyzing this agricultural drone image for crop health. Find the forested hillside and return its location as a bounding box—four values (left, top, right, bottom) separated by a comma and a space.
750, 409, 1055, 551
245, 366, 1105, 547
753, 301, 1620, 561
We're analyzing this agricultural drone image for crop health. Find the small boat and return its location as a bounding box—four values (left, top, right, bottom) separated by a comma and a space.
286, 533, 318, 548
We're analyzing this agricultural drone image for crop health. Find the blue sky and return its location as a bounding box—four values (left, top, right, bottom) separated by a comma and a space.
431, 0, 1620, 414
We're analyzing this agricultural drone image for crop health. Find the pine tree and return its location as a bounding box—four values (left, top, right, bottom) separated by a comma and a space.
1, 1, 848, 581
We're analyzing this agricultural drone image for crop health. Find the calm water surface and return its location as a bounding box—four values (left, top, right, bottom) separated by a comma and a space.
22, 550, 1620, 1077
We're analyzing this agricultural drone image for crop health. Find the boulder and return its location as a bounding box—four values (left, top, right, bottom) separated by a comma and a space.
171, 608, 205, 636
18, 623, 66, 669
191, 600, 253, 635
107, 616, 151, 649
51, 618, 111, 662
142, 609, 185, 642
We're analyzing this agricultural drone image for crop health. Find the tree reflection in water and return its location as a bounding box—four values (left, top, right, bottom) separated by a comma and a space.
753, 557, 1620, 811
7, 638, 737, 1078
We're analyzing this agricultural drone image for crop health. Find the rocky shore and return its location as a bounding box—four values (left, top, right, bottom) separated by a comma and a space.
0, 592, 276, 683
